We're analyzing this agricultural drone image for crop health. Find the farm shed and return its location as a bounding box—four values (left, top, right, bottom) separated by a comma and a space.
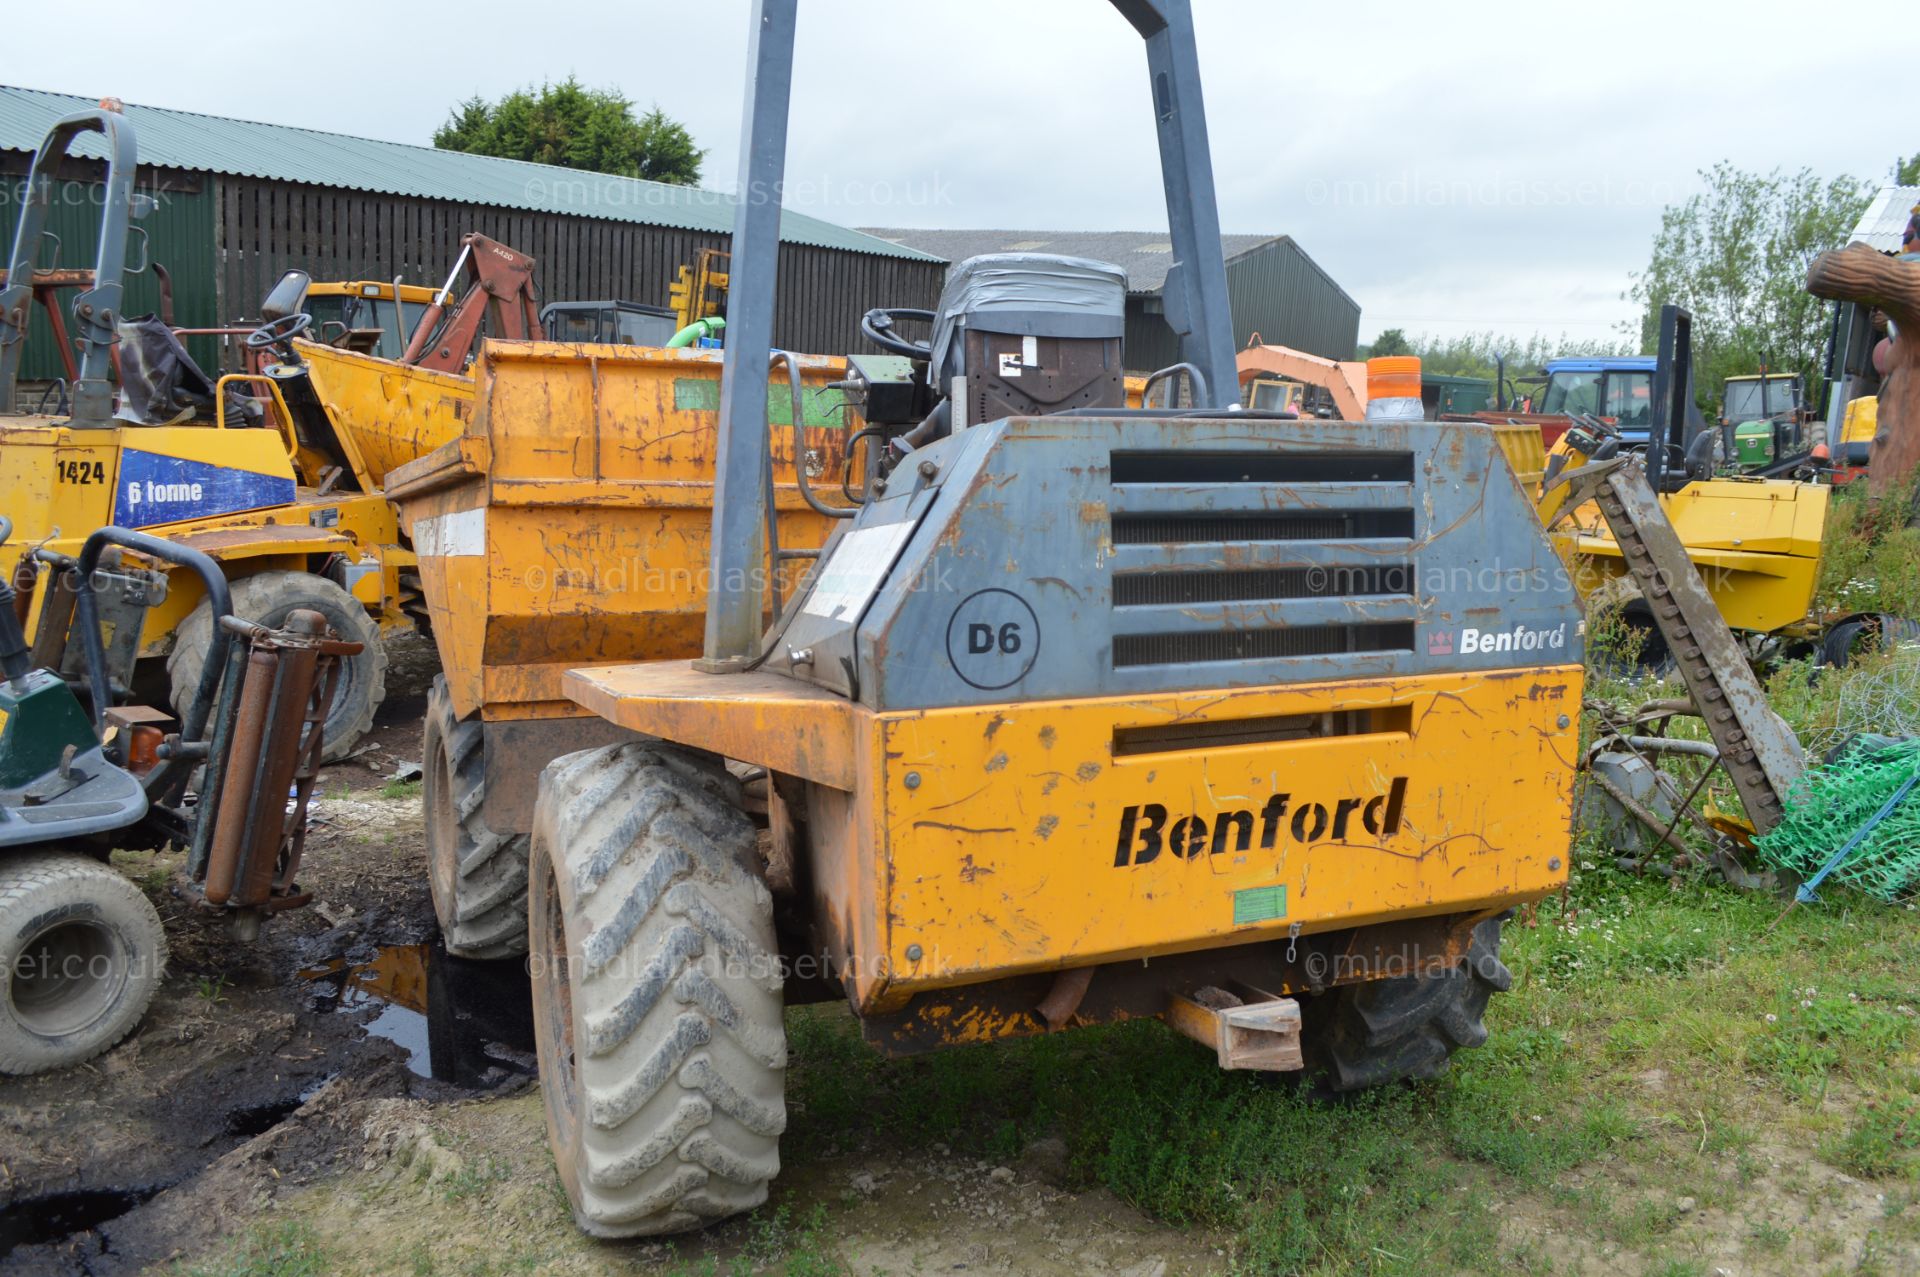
860, 227, 1360, 372
0, 84, 944, 378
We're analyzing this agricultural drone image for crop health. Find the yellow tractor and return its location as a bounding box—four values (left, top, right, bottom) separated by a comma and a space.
0, 111, 525, 759
446, 0, 1584, 1238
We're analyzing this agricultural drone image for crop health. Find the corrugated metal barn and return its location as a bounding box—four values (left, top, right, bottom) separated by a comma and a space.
861, 227, 1361, 372
0, 85, 944, 379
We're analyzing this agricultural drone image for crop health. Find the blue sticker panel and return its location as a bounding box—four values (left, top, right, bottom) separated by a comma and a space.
112, 450, 297, 528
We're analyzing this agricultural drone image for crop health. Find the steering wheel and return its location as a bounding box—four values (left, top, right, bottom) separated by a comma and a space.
245, 311, 313, 352
861, 307, 935, 359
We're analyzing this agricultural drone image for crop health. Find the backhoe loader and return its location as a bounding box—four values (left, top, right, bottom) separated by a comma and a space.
509, 0, 1585, 1238
1, 109, 417, 760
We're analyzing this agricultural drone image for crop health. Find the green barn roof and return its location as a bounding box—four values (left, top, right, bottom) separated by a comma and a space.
0, 84, 939, 263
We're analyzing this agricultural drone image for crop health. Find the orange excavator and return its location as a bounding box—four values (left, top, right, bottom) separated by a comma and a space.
1235, 336, 1369, 420
398, 232, 540, 372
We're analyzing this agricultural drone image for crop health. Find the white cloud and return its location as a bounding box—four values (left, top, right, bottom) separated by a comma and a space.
12, 0, 1905, 349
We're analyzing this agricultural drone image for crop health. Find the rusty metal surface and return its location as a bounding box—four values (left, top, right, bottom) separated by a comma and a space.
478, 714, 636, 834
204, 645, 279, 906
565, 660, 858, 788
201, 610, 361, 916
168, 524, 353, 555
1591, 459, 1806, 831
856, 912, 1475, 1056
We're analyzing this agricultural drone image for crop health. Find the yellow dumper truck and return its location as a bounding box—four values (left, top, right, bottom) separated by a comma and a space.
394, 0, 1585, 1239
386, 342, 854, 955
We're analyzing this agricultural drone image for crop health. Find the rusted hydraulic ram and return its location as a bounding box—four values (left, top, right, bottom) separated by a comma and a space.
189, 608, 361, 938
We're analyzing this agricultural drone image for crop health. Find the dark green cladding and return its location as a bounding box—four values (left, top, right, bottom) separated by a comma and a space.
0, 173, 220, 383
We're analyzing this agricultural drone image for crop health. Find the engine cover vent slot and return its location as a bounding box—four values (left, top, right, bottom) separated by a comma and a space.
1112, 623, 1414, 668
1113, 705, 1413, 757
1110, 451, 1414, 484
1113, 564, 1413, 606
1112, 511, 1413, 545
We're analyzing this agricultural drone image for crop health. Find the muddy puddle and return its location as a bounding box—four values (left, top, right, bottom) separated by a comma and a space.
0, 940, 538, 1272
300, 941, 537, 1089
0, 1188, 162, 1263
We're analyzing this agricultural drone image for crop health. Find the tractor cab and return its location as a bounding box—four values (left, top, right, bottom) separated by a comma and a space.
296, 279, 441, 359
1721, 373, 1813, 474
1537, 356, 1654, 432
1536, 354, 1711, 459
540, 299, 679, 347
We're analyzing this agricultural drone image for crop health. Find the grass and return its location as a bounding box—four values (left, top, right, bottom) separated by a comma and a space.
1815, 476, 1920, 622
719, 1205, 843, 1277
777, 863, 1920, 1273
177, 1221, 330, 1277
380, 777, 424, 800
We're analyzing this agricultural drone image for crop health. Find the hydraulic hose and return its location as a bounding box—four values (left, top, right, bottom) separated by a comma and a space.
666, 316, 726, 348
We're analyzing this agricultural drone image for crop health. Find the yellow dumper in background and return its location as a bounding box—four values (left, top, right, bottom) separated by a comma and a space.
384, 341, 854, 955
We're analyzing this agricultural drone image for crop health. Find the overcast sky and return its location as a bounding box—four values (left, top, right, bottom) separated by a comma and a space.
10, 0, 1908, 346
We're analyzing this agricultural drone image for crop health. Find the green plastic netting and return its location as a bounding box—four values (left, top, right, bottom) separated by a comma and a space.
1753, 738, 1920, 902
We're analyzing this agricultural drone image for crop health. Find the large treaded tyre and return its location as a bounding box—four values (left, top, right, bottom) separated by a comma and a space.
530, 741, 787, 1238
1309, 917, 1511, 1092
167, 570, 385, 763
0, 850, 167, 1075
425, 677, 529, 959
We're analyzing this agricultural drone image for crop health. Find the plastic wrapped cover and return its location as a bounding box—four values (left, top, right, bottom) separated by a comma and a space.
932, 253, 1126, 377
113, 314, 216, 425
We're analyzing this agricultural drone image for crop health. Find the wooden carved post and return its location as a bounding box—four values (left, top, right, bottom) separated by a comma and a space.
1806, 242, 1920, 503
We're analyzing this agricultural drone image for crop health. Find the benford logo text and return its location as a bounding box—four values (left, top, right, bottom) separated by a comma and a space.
1113, 777, 1409, 867
1459, 622, 1567, 655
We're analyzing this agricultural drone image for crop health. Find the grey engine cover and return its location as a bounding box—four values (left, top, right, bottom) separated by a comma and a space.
769, 413, 1583, 711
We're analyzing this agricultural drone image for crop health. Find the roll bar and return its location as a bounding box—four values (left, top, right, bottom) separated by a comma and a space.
701, 0, 1237, 668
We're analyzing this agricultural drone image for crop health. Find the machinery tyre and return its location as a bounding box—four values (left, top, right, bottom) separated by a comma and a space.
1819, 613, 1920, 668
168, 570, 385, 763
425, 676, 529, 958
397, 568, 434, 640
0, 850, 167, 1075
1307, 917, 1511, 1092
530, 741, 786, 1238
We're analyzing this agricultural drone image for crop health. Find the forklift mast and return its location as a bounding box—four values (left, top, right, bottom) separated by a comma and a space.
700, 0, 1240, 667
0, 108, 141, 425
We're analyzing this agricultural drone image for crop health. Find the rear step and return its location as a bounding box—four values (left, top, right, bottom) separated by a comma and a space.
1165, 987, 1303, 1071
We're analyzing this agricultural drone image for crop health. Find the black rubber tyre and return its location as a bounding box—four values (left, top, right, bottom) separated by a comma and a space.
1308, 917, 1511, 1092
0, 851, 167, 1075
397, 568, 434, 640
1819, 613, 1920, 668
530, 741, 786, 1238
425, 676, 529, 959
167, 570, 385, 763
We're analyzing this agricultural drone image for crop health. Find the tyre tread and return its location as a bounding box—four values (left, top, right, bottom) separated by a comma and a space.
534, 741, 785, 1238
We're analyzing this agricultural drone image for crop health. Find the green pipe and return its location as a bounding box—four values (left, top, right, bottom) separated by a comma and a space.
666, 316, 725, 348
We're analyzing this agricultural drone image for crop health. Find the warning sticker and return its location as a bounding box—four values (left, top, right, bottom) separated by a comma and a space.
801, 521, 917, 621
1232, 884, 1288, 926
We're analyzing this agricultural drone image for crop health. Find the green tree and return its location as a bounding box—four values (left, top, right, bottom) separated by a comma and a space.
1365, 328, 1411, 357
1624, 163, 1871, 411
1895, 153, 1920, 185
1407, 331, 1629, 382
434, 78, 704, 185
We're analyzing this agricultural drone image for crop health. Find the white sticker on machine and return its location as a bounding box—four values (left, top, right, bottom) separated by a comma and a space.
801, 521, 918, 620
413, 508, 485, 557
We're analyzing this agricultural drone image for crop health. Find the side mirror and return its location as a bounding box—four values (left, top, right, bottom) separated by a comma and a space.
260, 269, 311, 322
